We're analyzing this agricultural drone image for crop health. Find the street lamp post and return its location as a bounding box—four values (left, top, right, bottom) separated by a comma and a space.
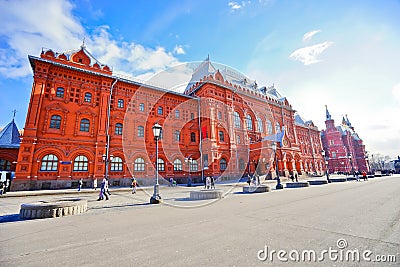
150, 122, 162, 204
272, 143, 283, 190
348, 153, 354, 176
185, 157, 193, 187
102, 154, 114, 180
321, 150, 331, 183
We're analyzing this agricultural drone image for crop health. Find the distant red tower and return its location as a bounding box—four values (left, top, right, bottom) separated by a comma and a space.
321, 106, 369, 173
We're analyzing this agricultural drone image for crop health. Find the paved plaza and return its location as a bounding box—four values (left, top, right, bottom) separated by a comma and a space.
0, 175, 399, 266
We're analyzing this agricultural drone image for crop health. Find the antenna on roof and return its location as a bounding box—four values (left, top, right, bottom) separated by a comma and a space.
81, 37, 86, 49
12, 109, 17, 121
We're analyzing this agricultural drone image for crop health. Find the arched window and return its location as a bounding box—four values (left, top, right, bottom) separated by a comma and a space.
138, 126, 144, 137
56, 87, 64, 98
266, 120, 273, 134
50, 115, 62, 129
73, 155, 88, 171
84, 93, 92, 103
139, 103, 145, 112
239, 158, 245, 170
234, 111, 241, 128
257, 117, 263, 132
190, 132, 196, 142
220, 158, 227, 171
80, 119, 90, 132
111, 156, 123, 172
115, 123, 123, 135
134, 157, 145, 172
174, 130, 180, 141
190, 160, 198, 171
157, 158, 165, 171
117, 99, 124, 108
0, 159, 11, 171
173, 159, 182, 171
275, 122, 280, 133
175, 110, 180, 118
237, 135, 241, 144
158, 106, 163, 115
40, 154, 58, 171
246, 114, 253, 130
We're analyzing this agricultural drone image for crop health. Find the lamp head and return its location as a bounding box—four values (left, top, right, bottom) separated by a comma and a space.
152, 122, 162, 139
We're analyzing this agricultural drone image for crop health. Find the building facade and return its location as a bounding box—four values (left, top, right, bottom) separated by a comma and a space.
12, 46, 325, 190
0, 117, 21, 173
321, 106, 369, 174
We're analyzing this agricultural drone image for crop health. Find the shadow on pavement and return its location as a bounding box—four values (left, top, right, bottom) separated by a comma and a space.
88, 202, 151, 210
0, 214, 23, 223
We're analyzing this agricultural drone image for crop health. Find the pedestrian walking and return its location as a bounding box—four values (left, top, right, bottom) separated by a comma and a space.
0, 181, 4, 195
131, 178, 137, 194
210, 176, 215, 189
295, 173, 298, 182
93, 178, 97, 190
206, 176, 211, 189
355, 171, 360, 181
97, 178, 109, 201
78, 178, 83, 192
362, 171, 367, 181
246, 174, 251, 186
169, 178, 173, 187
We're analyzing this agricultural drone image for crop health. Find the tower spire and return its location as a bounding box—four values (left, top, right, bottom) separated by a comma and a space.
345, 114, 352, 127
325, 105, 331, 120
341, 115, 346, 125
12, 109, 17, 121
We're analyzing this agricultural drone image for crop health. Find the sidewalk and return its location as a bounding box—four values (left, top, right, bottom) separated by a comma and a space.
0, 174, 347, 198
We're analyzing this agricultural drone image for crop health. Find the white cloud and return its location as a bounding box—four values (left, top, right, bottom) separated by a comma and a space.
0, 0, 84, 78
289, 41, 333, 65
392, 83, 400, 104
0, 0, 181, 79
173, 45, 186, 55
228, 2, 242, 10
303, 30, 321, 42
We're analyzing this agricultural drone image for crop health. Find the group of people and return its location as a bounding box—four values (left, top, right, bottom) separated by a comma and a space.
246, 174, 261, 186
169, 178, 177, 187
204, 176, 215, 189
355, 170, 368, 181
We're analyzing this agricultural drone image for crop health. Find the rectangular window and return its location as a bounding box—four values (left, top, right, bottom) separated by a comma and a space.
174, 130, 180, 141
219, 131, 224, 142
139, 103, 145, 112
118, 99, 124, 108
138, 126, 144, 137
332, 152, 337, 158
158, 106, 163, 115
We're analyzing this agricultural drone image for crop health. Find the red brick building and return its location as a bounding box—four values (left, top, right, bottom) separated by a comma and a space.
12, 46, 325, 190
321, 106, 369, 174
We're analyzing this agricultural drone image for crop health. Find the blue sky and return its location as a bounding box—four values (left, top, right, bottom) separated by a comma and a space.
1, 0, 399, 158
